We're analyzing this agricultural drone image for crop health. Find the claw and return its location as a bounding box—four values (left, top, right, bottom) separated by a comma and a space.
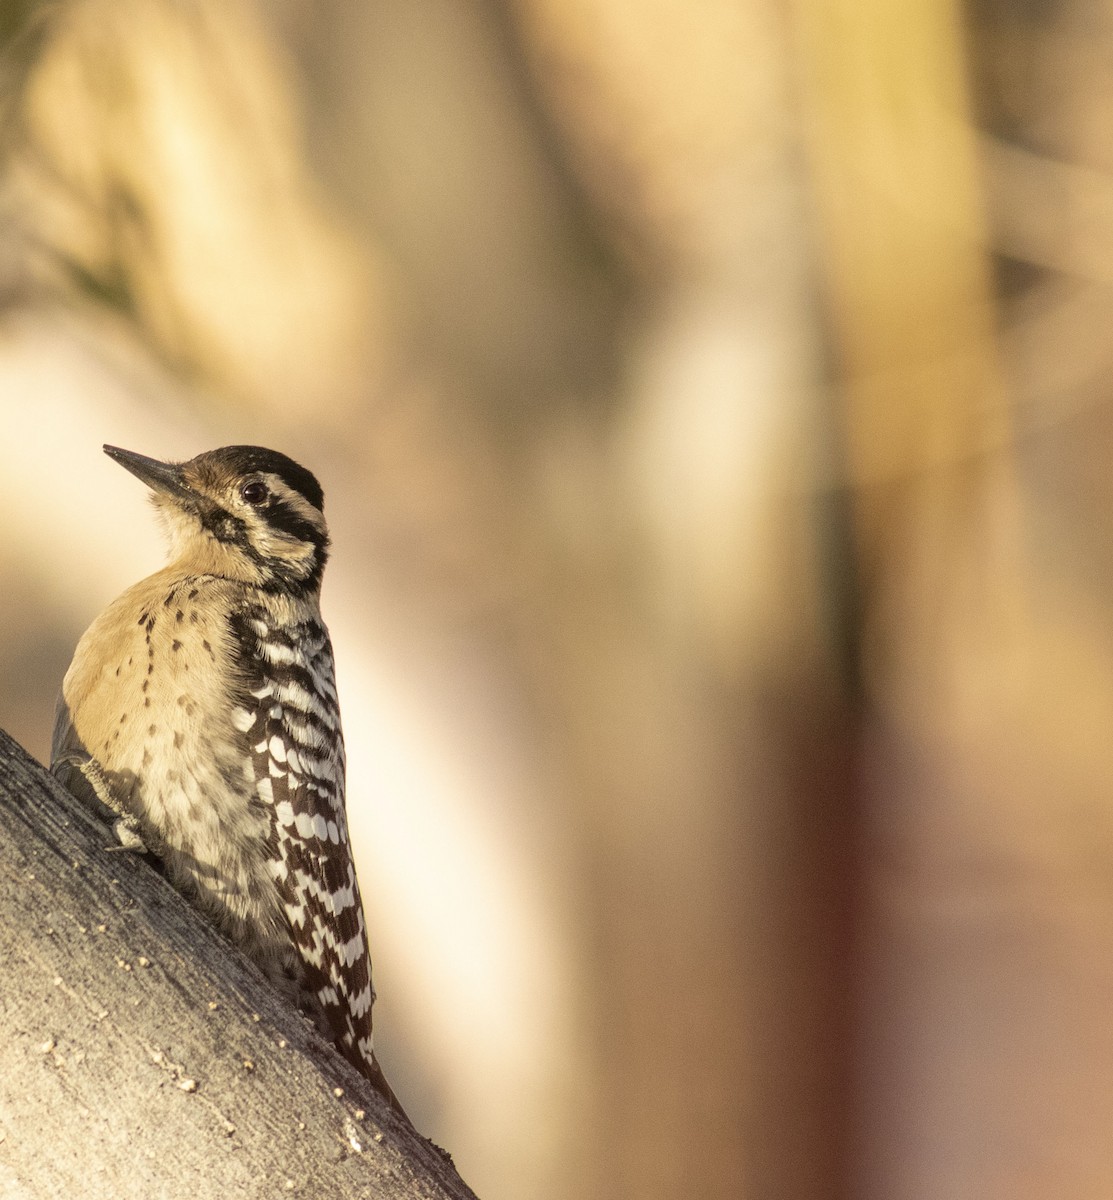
104, 815, 149, 853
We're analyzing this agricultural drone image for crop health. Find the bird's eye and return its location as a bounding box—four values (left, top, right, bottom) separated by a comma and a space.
240, 480, 269, 506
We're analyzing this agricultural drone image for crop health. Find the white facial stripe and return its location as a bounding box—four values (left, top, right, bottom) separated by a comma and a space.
234, 474, 326, 571
263, 475, 326, 534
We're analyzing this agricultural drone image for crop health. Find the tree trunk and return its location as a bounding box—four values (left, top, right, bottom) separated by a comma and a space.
0, 728, 477, 1200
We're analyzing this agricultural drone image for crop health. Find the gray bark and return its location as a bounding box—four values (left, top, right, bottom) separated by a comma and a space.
0, 728, 477, 1200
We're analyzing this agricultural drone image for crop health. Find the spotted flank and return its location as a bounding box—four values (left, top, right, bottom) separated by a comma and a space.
230, 605, 378, 1079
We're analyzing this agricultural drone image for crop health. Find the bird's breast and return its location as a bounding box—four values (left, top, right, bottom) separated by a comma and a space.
63, 572, 271, 888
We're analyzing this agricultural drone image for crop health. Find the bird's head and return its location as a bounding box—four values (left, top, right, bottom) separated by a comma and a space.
105, 444, 330, 593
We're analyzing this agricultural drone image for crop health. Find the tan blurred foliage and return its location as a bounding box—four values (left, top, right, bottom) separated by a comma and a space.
3, 0, 1113, 1198
5, 0, 379, 416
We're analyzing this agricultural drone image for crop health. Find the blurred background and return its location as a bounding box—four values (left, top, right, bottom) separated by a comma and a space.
1, 0, 1112, 1196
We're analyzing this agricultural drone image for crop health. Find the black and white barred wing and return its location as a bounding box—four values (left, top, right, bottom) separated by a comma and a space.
233, 612, 380, 1080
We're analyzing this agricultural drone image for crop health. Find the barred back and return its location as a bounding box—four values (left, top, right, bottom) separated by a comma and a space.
229, 600, 388, 1092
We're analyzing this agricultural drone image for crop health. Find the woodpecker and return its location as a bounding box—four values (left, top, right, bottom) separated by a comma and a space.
52, 444, 402, 1112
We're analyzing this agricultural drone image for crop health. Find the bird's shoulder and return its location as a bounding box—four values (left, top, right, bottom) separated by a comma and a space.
57, 571, 250, 757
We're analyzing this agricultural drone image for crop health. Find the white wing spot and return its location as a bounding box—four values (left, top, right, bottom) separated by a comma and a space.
350, 985, 373, 1021
300, 939, 324, 968
231, 707, 255, 732
329, 881, 356, 913
300, 754, 335, 782
268, 736, 287, 764
337, 931, 366, 967
275, 678, 338, 728
260, 641, 297, 666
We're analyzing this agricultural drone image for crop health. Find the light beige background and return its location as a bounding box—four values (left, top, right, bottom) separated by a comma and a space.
1, 2, 1111, 1198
